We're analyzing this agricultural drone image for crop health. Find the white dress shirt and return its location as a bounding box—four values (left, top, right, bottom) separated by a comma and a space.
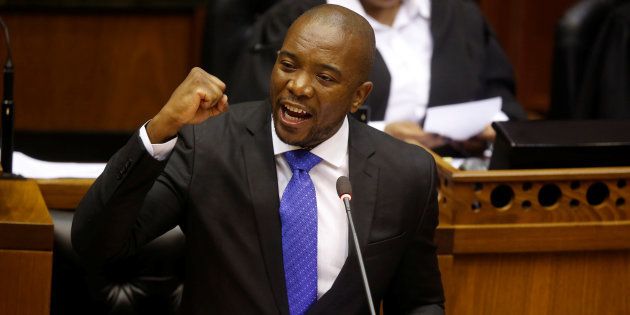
139, 117, 350, 298
329, 0, 433, 127
327, 0, 508, 129
271, 117, 349, 298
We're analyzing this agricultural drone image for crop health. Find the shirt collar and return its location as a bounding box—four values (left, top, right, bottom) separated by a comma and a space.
327, 0, 431, 30
271, 116, 349, 168
327, 0, 366, 17
416, 0, 431, 20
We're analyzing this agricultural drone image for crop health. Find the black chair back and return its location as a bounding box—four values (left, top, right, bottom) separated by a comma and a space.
549, 0, 616, 119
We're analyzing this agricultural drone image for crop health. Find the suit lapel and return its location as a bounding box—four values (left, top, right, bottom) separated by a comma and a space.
241, 102, 290, 315
347, 119, 379, 250
243, 112, 379, 313
309, 118, 379, 313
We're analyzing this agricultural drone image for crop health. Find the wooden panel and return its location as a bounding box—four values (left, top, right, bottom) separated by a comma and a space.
0, 8, 204, 132
441, 178, 630, 224
450, 251, 630, 314
452, 222, 630, 253
478, 0, 579, 115
437, 255, 454, 313
0, 250, 52, 315
0, 179, 53, 251
0, 180, 53, 314
436, 156, 630, 224
36, 178, 93, 209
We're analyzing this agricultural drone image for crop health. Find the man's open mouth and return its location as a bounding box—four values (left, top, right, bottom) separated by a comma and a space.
281, 103, 313, 123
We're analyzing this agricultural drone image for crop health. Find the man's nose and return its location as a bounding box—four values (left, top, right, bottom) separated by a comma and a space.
287, 72, 314, 98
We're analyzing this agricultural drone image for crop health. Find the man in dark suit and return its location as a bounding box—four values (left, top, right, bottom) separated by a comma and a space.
228, 0, 526, 156
72, 4, 444, 314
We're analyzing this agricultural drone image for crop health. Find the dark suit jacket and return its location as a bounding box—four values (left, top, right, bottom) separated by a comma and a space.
228, 0, 526, 121
574, 1, 630, 119
72, 101, 445, 314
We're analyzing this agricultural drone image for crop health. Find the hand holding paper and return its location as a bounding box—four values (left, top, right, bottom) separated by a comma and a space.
423, 97, 504, 141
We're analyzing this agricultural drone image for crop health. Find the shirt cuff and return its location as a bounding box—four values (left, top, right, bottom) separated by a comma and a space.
139, 122, 178, 161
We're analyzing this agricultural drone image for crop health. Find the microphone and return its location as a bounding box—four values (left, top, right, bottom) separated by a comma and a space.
336, 176, 376, 315
0, 17, 14, 174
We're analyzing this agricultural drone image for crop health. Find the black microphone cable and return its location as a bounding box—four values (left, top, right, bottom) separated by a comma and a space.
0, 16, 14, 174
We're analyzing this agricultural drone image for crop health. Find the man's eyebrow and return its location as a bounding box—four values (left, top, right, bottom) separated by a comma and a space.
277, 50, 342, 77
320, 63, 341, 77
277, 50, 296, 59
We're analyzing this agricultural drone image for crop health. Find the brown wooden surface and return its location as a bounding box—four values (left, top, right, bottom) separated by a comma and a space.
0, 8, 204, 132
0, 250, 52, 315
451, 221, 630, 253
436, 156, 630, 182
0, 179, 53, 314
450, 251, 630, 314
479, 0, 579, 115
434, 157, 630, 314
440, 179, 630, 224
0, 179, 53, 251
437, 255, 454, 313
436, 156, 630, 225
37, 178, 94, 210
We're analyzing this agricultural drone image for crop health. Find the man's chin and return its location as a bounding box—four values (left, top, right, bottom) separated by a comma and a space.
271, 114, 303, 143
277, 131, 308, 148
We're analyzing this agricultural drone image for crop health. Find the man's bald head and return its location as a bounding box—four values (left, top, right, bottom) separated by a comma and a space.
288, 4, 376, 83
270, 4, 376, 148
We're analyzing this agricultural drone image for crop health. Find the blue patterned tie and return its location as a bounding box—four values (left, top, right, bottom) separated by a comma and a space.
280, 149, 322, 315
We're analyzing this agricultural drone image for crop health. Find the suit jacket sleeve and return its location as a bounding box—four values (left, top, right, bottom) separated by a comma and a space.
479, 17, 527, 120
429, 0, 526, 121
71, 128, 193, 265
383, 153, 445, 314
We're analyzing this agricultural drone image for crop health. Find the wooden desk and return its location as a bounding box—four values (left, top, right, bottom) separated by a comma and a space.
0, 179, 53, 315
37, 178, 94, 210
434, 157, 630, 314
36, 159, 630, 314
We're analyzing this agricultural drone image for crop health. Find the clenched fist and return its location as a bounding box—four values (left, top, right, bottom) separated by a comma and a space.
147, 67, 229, 143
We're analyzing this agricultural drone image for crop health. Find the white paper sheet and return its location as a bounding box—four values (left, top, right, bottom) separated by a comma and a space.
423, 97, 503, 141
11, 151, 105, 179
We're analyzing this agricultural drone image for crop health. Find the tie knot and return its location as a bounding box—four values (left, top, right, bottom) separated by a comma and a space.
284, 149, 322, 173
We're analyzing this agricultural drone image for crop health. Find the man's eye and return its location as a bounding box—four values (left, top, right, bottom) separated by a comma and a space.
280, 61, 296, 69
317, 74, 334, 82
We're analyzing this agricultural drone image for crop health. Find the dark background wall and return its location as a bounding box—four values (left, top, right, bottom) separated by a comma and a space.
479, 0, 580, 117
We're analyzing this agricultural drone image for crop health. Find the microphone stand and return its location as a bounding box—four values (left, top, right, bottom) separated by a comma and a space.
342, 196, 377, 315
0, 17, 17, 178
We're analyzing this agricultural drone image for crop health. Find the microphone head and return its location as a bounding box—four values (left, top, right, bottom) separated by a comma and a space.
336, 176, 352, 198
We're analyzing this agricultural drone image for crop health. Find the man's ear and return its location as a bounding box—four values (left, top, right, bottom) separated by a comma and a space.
350, 81, 373, 113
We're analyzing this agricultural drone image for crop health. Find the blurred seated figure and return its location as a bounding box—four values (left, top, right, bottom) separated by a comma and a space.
229, 0, 526, 156
572, 0, 630, 119
549, 0, 625, 119
201, 0, 278, 81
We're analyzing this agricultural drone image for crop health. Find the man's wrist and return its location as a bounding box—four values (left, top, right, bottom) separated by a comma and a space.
139, 122, 177, 161
146, 113, 182, 144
